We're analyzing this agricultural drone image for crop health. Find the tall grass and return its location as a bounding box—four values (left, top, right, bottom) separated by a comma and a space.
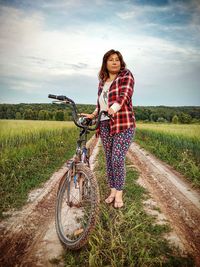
137, 123, 200, 138
0, 120, 77, 218
0, 120, 74, 149
135, 123, 200, 187
63, 149, 194, 266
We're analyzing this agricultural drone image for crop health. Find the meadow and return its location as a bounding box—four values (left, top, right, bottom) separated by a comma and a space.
0, 120, 74, 148
135, 123, 200, 187
1, 120, 199, 218
0, 120, 77, 218
0, 120, 197, 265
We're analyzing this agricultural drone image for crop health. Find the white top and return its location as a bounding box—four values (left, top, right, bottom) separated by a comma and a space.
98, 81, 121, 121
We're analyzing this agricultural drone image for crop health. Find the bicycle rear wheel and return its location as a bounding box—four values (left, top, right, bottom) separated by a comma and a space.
55, 163, 99, 249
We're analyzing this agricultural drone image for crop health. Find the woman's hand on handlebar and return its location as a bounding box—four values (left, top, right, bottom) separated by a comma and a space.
79, 113, 95, 119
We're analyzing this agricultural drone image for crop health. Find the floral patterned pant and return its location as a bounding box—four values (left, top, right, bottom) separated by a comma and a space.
99, 120, 135, 190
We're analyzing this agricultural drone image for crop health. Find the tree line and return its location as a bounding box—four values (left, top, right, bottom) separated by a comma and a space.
0, 103, 199, 123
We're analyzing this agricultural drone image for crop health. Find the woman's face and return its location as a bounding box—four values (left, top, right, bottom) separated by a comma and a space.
106, 53, 121, 74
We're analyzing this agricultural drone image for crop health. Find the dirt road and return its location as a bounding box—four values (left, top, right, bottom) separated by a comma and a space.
0, 139, 200, 266
128, 142, 200, 266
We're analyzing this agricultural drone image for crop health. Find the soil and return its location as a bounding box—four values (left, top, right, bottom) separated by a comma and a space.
0, 139, 200, 266
127, 142, 200, 266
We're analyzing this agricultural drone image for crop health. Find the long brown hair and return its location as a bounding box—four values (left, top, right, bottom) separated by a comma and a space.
98, 49, 126, 81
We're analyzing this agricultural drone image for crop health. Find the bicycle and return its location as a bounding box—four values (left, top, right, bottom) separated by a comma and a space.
48, 94, 109, 250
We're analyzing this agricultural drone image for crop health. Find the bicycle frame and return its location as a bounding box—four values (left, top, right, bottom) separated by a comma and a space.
75, 127, 90, 165
49, 94, 107, 249
48, 94, 110, 195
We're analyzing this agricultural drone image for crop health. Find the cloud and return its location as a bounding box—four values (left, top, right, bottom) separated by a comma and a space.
116, 4, 171, 20
116, 0, 200, 48
0, 1, 200, 105
0, 6, 98, 79
40, 0, 84, 9
117, 0, 200, 22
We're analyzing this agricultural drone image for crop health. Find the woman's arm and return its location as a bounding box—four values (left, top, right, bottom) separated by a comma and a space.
115, 71, 134, 107
108, 70, 134, 115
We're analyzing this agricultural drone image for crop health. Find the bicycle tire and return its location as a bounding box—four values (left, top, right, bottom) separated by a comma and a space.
55, 163, 99, 249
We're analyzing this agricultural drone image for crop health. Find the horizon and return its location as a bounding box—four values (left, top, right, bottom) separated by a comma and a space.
0, 0, 200, 106
1, 102, 200, 108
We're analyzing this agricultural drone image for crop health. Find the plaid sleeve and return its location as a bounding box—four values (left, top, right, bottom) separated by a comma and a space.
115, 71, 134, 107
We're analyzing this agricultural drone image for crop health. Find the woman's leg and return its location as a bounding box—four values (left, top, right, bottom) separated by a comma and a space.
99, 121, 115, 191
112, 127, 135, 207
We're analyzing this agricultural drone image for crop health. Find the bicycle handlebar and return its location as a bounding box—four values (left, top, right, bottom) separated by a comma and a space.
88, 110, 112, 131
48, 94, 74, 103
48, 94, 112, 131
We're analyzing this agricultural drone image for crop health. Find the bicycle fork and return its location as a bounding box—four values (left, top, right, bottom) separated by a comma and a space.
66, 160, 84, 207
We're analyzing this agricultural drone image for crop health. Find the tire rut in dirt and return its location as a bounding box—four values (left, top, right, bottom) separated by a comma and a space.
127, 143, 200, 266
0, 180, 59, 267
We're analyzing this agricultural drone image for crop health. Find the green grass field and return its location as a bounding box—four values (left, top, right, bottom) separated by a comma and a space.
0, 119, 74, 134
0, 120, 77, 218
135, 123, 200, 187
0, 120, 74, 148
0, 120, 197, 265
136, 122, 200, 138
1, 120, 199, 218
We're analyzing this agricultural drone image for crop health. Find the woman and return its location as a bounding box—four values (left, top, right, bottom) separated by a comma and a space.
82, 49, 136, 208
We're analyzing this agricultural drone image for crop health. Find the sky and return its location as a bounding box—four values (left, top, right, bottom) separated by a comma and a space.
0, 0, 200, 106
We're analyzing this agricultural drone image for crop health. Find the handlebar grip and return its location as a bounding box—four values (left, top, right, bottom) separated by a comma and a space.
48, 94, 57, 99
48, 94, 75, 104
48, 94, 66, 101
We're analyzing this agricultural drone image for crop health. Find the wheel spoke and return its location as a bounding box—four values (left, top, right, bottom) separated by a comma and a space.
55, 164, 99, 248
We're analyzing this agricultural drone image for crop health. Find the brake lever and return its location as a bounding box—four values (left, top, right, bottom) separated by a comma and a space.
52, 100, 71, 104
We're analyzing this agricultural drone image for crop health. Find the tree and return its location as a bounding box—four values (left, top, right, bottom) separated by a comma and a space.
55, 111, 64, 121
0, 103, 199, 122
32, 110, 38, 120
15, 112, 22, 120
172, 115, 179, 124
150, 113, 159, 122
23, 109, 33, 120
135, 107, 150, 121
6, 108, 15, 119
38, 110, 48, 120
64, 111, 70, 121
178, 112, 192, 124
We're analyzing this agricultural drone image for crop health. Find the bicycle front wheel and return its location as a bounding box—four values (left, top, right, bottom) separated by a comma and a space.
55, 163, 99, 249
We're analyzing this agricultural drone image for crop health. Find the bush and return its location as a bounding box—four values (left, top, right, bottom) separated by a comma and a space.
178, 113, 192, 124
172, 115, 179, 124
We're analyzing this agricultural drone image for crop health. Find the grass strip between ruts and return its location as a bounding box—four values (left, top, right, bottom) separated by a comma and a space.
63, 146, 194, 267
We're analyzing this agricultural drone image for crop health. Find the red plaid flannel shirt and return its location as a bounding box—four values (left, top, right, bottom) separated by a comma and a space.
96, 68, 136, 136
